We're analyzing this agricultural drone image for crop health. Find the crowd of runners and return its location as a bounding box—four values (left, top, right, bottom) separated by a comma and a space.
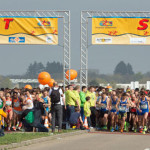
0, 84, 150, 134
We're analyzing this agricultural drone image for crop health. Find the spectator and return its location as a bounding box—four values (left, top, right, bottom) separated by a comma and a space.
65, 85, 80, 121
80, 86, 87, 122
69, 107, 83, 129
73, 85, 81, 108
49, 82, 63, 133
86, 86, 97, 127
84, 96, 91, 128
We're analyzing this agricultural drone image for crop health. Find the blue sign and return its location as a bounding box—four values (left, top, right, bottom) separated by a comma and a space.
9, 37, 25, 43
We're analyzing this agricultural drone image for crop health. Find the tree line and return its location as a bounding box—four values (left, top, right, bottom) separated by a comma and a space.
8, 61, 63, 80
6, 60, 150, 87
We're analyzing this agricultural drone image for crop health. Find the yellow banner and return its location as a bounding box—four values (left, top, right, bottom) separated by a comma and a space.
0, 17, 58, 44
92, 17, 150, 45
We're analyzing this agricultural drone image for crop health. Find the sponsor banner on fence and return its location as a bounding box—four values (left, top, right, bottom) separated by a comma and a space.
92, 17, 150, 45
0, 17, 58, 44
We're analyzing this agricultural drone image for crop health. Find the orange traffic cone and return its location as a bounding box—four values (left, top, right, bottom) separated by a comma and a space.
83, 117, 89, 129
44, 116, 49, 128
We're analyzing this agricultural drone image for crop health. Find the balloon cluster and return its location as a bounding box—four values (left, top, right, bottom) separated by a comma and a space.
24, 69, 78, 89
38, 72, 55, 87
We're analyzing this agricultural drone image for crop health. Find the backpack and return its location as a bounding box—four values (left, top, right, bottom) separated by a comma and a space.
50, 88, 60, 104
25, 111, 34, 124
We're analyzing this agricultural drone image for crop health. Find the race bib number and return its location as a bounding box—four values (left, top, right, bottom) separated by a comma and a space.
141, 104, 147, 110
112, 105, 116, 110
119, 106, 126, 112
6, 101, 12, 106
14, 101, 20, 107
101, 104, 106, 109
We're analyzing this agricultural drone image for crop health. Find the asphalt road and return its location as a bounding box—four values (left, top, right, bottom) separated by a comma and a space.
13, 132, 150, 150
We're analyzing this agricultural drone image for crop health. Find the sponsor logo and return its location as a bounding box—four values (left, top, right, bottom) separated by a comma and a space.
100, 20, 113, 26
9, 37, 25, 43
130, 38, 146, 44
38, 20, 51, 27
95, 38, 112, 43
46, 36, 53, 43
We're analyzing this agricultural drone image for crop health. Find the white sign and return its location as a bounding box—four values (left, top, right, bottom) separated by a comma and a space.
130, 38, 146, 44
95, 38, 112, 44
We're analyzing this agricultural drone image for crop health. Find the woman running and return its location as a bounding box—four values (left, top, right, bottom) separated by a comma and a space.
5, 93, 13, 131
12, 92, 22, 131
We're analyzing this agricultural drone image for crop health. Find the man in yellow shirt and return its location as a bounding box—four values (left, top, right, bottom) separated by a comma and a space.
73, 85, 81, 107
86, 86, 97, 127
65, 85, 80, 121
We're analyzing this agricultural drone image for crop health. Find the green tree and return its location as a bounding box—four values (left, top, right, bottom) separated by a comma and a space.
26, 61, 45, 78
126, 63, 134, 75
114, 61, 128, 75
89, 79, 99, 86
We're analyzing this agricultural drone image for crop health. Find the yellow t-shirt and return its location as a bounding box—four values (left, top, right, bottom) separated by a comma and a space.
65, 90, 77, 106
86, 91, 96, 107
84, 101, 91, 117
73, 90, 81, 106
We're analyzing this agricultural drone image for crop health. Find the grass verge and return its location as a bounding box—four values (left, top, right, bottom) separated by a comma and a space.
0, 129, 77, 145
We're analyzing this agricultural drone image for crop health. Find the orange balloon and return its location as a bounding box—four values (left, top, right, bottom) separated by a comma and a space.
24, 85, 32, 90
66, 69, 78, 80
48, 79, 55, 87
38, 72, 51, 85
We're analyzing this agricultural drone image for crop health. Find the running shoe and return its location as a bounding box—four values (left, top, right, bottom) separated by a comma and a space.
17, 122, 22, 130
12, 126, 16, 131
103, 126, 107, 130
142, 130, 146, 134
7, 127, 11, 132
134, 129, 137, 133
110, 127, 114, 132
144, 126, 147, 132
121, 129, 123, 133
115, 125, 119, 131
139, 128, 143, 133
97, 127, 101, 130
16, 122, 19, 128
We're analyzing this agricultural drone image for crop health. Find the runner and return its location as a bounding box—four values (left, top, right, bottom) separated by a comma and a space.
41, 90, 51, 124
116, 93, 130, 133
99, 92, 110, 130
12, 92, 22, 131
110, 92, 119, 132
5, 93, 13, 131
24, 90, 34, 110
130, 94, 138, 133
137, 91, 149, 134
